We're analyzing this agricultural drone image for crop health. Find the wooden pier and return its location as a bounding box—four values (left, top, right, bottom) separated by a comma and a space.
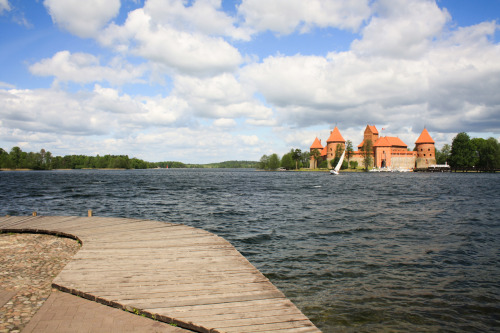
0, 215, 320, 333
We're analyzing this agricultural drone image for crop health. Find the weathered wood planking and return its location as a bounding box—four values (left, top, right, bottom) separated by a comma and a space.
0, 216, 320, 333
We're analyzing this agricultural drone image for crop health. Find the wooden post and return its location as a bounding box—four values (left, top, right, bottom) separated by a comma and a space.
32, 211, 37, 216
88, 210, 93, 217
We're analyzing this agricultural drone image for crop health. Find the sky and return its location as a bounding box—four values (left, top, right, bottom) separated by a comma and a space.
0, 0, 499, 163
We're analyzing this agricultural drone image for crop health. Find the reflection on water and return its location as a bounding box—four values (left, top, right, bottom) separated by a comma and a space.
1, 169, 499, 332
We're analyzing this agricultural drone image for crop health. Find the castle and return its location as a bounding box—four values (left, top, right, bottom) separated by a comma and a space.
309, 125, 436, 170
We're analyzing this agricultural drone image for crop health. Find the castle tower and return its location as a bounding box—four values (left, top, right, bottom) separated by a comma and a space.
326, 126, 346, 164
357, 125, 379, 151
415, 128, 436, 168
364, 125, 379, 144
309, 137, 324, 169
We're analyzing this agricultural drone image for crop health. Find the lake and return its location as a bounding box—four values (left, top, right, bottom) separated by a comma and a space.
1, 169, 499, 332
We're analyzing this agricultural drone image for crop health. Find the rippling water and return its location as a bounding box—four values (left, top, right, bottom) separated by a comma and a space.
1, 169, 499, 332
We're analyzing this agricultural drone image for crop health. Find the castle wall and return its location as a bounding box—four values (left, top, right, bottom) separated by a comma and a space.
350, 152, 374, 168
391, 152, 417, 169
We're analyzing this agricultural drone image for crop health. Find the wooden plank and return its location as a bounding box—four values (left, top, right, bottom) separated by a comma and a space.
190, 314, 313, 329
0, 215, 321, 333
148, 298, 297, 315
117, 290, 287, 308
91, 282, 281, 300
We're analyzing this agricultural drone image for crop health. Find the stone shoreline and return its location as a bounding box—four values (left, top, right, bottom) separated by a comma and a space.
0, 233, 81, 333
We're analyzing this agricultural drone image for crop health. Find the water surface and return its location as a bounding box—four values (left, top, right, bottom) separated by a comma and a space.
1, 169, 499, 332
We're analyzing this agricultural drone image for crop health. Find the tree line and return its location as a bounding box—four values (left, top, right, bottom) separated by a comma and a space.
259, 132, 500, 172
436, 133, 500, 171
259, 149, 307, 170
0, 147, 262, 170
0, 147, 154, 170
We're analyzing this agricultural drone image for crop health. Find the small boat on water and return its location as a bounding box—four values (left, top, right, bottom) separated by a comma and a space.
329, 150, 345, 175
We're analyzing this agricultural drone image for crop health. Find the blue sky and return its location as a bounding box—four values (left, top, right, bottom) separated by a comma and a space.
1, 0, 499, 163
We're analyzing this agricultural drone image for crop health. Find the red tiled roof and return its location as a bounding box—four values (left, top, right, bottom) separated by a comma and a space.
321, 146, 327, 156
373, 136, 408, 147
327, 126, 345, 143
310, 137, 323, 149
415, 128, 435, 144
368, 125, 378, 134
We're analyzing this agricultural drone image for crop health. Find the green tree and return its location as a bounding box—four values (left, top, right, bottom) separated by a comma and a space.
449, 132, 474, 170
9, 146, 22, 168
44, 150, 53, 169
0, 148, 9, 168
280, 151, 294, 170
488, 137, 500, 169
345, 140, 354, 163
471, 137, 500, 170
349, 160, 358, 169
362, 139, 373, 171
259, 154, 270, 170
300, 151, 310, 168
436, 144, 451, 164
291, 149, 302, 170
269, 153, 280, 170
318, 159, 328, 168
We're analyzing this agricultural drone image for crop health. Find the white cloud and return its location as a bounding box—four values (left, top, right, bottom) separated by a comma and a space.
0, 81, 15, 89
239, 134, 259, 146
90, 85, 142, 115
29, 51, 147, 85
351, 0, 450, 58
135, 95, 190, 127
144, 0, 250, 40
0, 86, 191, 140
0, 0, 10, 14
241, 16, 500, 134
213, 118, 237, 127
44, 0, 120, 38
99, 8, 243, 76
237, 0, 371, 35
0, 88, 111, 135
173, 73, 274, 121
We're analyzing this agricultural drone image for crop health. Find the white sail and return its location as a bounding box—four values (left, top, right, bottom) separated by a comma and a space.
330, 149, 346, 175
335, 149, 346, 172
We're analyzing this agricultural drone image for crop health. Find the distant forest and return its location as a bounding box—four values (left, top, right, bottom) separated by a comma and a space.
0, 147, 258, 170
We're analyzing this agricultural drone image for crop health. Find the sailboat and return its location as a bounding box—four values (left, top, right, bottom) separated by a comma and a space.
330, 150, 345, 175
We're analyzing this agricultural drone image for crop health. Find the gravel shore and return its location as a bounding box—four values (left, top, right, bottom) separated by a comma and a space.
0, 233, 80, 333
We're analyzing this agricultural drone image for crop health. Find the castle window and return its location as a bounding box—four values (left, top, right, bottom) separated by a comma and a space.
424, 154, 426, 156
428, 148, 431, 151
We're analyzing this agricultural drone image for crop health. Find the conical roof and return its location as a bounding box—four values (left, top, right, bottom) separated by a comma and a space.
415, 128, 435, 144
310, 137, 323, 149
327, 126, 345, 143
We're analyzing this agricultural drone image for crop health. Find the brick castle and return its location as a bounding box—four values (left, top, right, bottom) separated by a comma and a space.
309, 125, 436, 170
